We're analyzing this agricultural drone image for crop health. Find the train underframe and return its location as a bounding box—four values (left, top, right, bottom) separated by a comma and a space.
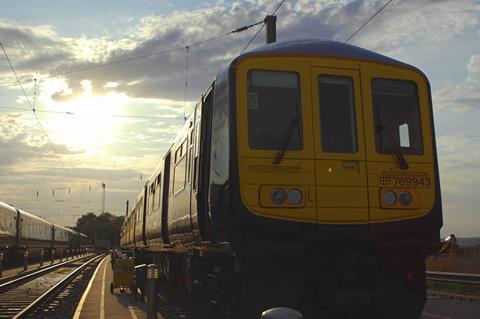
134, 242, 427, 319
0, 244, 77, 265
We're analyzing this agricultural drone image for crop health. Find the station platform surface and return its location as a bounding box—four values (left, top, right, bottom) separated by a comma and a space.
74, 255, 165, 319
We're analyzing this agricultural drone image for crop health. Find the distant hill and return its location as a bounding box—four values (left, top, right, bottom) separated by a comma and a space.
456, 237, 480, 248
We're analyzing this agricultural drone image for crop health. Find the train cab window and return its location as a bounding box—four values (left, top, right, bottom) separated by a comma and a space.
318, 75, 357, 153
372, 79, 423, 155
247, 70, 302, 150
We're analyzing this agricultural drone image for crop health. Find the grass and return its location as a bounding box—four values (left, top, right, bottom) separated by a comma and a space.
427, 281, 480, 297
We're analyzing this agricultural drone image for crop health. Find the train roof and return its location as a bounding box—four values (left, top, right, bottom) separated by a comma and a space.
236, 39, 413, 69
0, 201, 87, 237
0, 201, 16, 213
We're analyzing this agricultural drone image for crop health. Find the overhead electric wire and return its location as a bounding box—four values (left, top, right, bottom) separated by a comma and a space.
0, 20, 264, 87
344, 0, 394, 43
239, 0, 288, 55
0, 106, 184, 120
183, 46, 189, 121
239, 23, 266, 55
33, 78, 37, 111
1, 41, 72, 178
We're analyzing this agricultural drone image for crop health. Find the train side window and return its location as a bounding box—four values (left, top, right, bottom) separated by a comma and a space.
318, 75, 357, 153
372, 79, 423, 155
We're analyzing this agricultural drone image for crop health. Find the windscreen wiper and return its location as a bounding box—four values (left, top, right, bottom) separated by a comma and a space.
273, 116, 299, 165
376, 123, 409, 170
375, 104, 408, 170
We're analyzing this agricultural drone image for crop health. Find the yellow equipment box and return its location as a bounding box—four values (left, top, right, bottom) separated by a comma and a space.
110, 257, 135, 294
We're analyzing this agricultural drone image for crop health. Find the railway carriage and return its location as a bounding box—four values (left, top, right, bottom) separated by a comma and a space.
121, 39, 442, 318
0, 201, 86, 260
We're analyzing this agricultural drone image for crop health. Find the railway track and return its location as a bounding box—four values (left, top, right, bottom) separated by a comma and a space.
0, 254, 105, 319
426, 271, 480, 286
155, 280, 210, 319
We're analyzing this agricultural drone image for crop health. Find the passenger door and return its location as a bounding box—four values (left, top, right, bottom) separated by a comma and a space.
310, 67, 369, 224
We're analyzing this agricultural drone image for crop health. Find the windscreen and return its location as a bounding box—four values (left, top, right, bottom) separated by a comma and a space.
247, 70, 302, 150
372, 79, 423, 155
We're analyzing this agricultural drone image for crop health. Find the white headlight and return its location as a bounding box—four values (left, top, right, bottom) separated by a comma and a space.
398, 191, 412, 206
271, 188, 286, 205
383, 191, 397, 206
287, 188, 303, 205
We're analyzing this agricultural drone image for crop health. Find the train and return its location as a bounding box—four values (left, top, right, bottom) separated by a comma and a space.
120, 39, 442, 318
0, 201, 88, 261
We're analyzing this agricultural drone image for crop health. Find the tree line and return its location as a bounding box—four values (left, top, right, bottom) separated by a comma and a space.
74, 212, 124, 246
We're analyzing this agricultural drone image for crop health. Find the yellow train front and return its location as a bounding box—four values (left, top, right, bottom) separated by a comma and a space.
122, 39, 442, 318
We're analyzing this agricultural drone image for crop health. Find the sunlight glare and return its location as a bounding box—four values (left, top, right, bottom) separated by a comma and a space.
48, 89, 129, 151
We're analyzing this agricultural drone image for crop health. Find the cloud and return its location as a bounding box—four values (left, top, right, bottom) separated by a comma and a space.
467, 54, 480, 82
436, 133, 480, 235
1, 0, 477, 102
434, 54, 480, 112
0, 112, 81, 166
347, 0, 480, 55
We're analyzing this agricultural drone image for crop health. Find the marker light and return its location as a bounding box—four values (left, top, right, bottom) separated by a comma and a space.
271, 188, 286, 205
383, 191, 397, 206
398, 191, 412, 206
287, 188, 303, 205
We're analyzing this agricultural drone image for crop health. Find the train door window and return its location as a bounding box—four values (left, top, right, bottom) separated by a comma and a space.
156, 174, 162, 209
150, 184, 155, 214
247, 70, 303, 150
372, 79, 423, 155
187, 134, 193, 184
193, 156, 198, 191
318, 75, 357, 153
193, 123, 200, 191
189, 147, 193, 184
173, 139, 187, 194
195, 122, 200, 156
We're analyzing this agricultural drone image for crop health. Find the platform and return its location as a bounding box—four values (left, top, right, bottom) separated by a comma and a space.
74, 255, 165, 319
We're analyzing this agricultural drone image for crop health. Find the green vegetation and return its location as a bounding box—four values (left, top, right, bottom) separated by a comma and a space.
427, 281, 480, 297
74, 212, 124, 246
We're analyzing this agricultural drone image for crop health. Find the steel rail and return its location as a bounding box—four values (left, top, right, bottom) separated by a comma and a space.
12, 253, 105, 319
0, 254, 93, 289
426, 271, 480, 286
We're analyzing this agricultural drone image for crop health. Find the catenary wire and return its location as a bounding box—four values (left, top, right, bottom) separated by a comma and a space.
0, 106, 184, 120
239, 0, 288, 55
183, 46, 189, 121
344, 0, 394, 43
0, 20, 264, 86
1, 41, 72, 178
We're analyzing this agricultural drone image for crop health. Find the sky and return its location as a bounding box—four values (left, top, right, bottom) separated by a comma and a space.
0, 0, 479, 236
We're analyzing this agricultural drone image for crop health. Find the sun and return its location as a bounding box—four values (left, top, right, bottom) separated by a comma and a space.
47, 87, 129, 151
